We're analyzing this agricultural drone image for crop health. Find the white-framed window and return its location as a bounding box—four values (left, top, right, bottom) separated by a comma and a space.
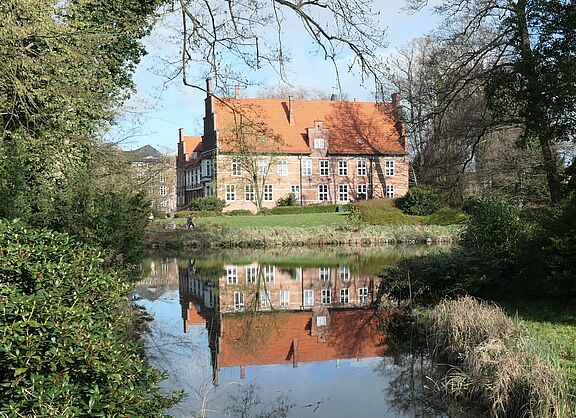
234, 292, 245, 311
321, 289, 332, 304
357, 184, 367, 200
318, 184, 329, 201
245, 184, 255, 201
385, 160, 395, 176
159, 173, 166, 182
258, 159, 269, 176
316, 315, 327, 326
264, 265, 275, 283
319, 267, 330, 281
304, 289, 314, 306
339, 266, 350, 281
205, 159, 213, 178
319, 160, 330, 176
231, 158, 242, 176
264, 184, 273, 201
225, 184, 236, 201
357, 160, 367, 176
338, 160, 348, 176
227, 266, 238, 284
278, 160, 288, 176
293, 267, 302, 281
386, 184, 395, 199
359, 287, 369, 304
338, 184, 349, 202
302, 159, 312, 176
260, 290, 271, 307
159, 186, 167, 196
280, 290, 290, 307
290, 185, 300, 201
246, 265, 258, 284
340, 288, 350, 304
314, 138, 325, 149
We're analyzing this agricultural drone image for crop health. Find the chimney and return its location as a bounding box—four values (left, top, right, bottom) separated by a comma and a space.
391, 92, 400, 104
391, 92, 406, 149
330, 86, 337, 101
288, 95, 294, 125
235, 85, 240, 100
178, 127, 184, 141
206, 78, 212, 96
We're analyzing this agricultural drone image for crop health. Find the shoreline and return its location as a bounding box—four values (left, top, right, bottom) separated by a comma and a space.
145, 224, 462, 249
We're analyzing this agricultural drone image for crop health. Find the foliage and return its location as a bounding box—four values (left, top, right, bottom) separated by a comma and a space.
396, 186, 443, 216
461, 195, 526, 259
259, 204, 348, 215
353, 199, 465, 226
227, 209, 254, 216
425, 207, 468, 226
188, 196, 226, 212
175, 210, 225, 218
0, 221, 180, 416
276, 193, 297, 207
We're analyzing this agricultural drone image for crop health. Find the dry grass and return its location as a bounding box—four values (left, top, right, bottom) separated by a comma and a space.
427, 297, 571, 418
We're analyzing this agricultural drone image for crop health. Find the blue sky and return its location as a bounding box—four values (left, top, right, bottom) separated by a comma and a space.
114, 1, 437, 154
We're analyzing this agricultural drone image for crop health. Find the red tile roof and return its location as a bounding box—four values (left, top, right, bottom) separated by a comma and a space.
213, 98, 405, 155
181, 134, 202, 163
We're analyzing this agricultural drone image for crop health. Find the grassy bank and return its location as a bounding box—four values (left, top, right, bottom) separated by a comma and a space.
420, 297, 572, 417
146, 222, 461, 249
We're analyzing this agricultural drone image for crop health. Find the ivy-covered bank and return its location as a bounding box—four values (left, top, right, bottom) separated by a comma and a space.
0, 221, 179, 416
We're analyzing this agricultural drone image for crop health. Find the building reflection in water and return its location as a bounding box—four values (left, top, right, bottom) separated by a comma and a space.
179, 258, 387, 385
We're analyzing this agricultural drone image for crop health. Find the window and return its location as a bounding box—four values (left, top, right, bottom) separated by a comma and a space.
338, 160, 348, 176
278, 160, 288, 176
358, 287, 368, 304
338, 184, 349, 202
302, 160, 312, 176
319, 267, 330, 281
227, 266, 238, 284
321, 289, 332, 304
206, 159, 213, 178
264, 265, 275, 283
357, 160, 367, 176
280, 290, 290, 307
245, 184, 255, 201
357, 184, 367, 200
260, 290, 271, 307
318, 184, 329, 201
290, 185, 300, 201
234, 292, 245, 311
339, 266, 350, 281
159, 173, 166, 182
231, 158, 242, 176
316, 315, 327, 326
385, 160, 395, 176
264, 184, 273, 201
225, 184, 236, 201
386, 184, 395, 199
314, 138, 325, 149
258, 159, 269, 176
320, 160, 330, 176
340, 288, 350, 304
304, 289, 314, 306
246, 265, 257, 284
159, 186, 167, 196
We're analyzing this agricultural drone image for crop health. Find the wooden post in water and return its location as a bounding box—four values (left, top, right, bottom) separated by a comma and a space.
240, 365, 246, 379
292, 338, 298, 368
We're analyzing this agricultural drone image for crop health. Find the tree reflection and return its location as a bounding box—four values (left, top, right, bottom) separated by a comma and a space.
224, 383, 293, 418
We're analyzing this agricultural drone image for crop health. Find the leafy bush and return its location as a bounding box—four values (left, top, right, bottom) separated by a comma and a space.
354, 199, 424, 225
259, 204, 349, 215
461, 195, 526, 259
0, 221, 180, 416
188, 196, 226, 212
277, 193, 297, 207
227, 209, 254, 216
175, 210, 224, 218
424, 207, 468, 225
396, 186, 443, 215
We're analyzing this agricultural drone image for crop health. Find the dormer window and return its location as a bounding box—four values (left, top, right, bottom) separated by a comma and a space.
314, 138, 325, 149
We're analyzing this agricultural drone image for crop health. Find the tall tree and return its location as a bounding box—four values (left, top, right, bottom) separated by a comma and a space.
408, 0, 576, 203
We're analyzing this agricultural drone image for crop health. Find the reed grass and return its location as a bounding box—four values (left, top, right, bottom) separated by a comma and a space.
427, 297, 572, 417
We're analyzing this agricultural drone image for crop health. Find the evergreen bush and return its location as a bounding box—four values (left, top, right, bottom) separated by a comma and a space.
188, 196, 226, 212
396, 186, 443, 215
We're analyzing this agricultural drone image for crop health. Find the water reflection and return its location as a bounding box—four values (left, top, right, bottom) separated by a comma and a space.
135, 247, 455, 418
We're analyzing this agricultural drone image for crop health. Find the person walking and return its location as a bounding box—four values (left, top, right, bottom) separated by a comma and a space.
186, 214, 195, 230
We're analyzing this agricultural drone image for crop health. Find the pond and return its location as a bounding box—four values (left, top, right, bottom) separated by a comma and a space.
134, 246, 465, 418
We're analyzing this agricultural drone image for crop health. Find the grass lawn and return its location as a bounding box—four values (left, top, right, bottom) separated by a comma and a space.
195, 212, 348, 228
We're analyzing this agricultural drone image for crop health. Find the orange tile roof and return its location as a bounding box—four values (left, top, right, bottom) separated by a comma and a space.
218, 310, 387, 368
181, 134, 202, 163
214, 98, 405, 155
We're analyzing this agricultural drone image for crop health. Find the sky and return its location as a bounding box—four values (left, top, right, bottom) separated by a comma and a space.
115, 1, 438, 154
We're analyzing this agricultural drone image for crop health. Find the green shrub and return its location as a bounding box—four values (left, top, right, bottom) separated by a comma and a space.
259, 204, 348, 215
0, 221, 180, 416
397, 186, 443, 215
227, 209, 254, 216
425, 207, 468, 225
188, 196, 226, 212
175, 210, 224, 218
277, 193, 297, 207
354, 199, 424, 225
